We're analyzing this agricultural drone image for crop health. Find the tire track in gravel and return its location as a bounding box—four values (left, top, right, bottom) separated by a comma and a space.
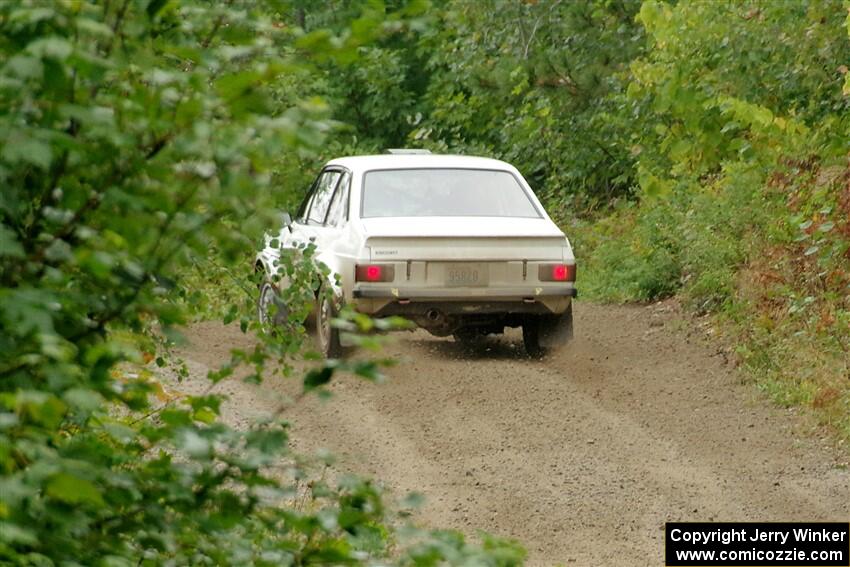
171, 302, 850, 565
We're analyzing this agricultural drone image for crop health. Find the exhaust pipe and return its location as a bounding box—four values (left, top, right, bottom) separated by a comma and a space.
421, 308, 453, 336
425, 309, 442, 322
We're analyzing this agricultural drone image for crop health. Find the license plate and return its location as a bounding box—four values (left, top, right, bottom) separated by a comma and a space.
445, 263, 488, 287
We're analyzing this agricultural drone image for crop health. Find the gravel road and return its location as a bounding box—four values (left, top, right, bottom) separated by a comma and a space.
170, 301, 849, 565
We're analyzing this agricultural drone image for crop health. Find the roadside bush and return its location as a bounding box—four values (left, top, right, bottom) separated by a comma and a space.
576, 0, 850, 439
576, 202, 678, 302
0, 2, 525, 564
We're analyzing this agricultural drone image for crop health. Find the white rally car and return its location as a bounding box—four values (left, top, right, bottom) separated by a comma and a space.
256, 151, 576, 357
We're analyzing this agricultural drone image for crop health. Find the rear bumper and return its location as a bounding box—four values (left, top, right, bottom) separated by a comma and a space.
352, 285, 577, 300
351, 285, 575, 320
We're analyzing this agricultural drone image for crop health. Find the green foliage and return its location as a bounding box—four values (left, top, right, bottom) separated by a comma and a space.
629, 0, 848, 186
0, 1, 524, 564
579, 163, 770, 308
410, 0, 645, 202
280, 0, 433, 149
576, 0, 850, 440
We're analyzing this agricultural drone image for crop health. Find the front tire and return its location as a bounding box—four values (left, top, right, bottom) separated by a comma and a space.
315, 287, 343, 358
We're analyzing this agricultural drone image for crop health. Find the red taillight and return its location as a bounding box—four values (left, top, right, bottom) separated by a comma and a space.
355, 264, 395, 282
539, 263, 576, 282
366, 265, 382, 281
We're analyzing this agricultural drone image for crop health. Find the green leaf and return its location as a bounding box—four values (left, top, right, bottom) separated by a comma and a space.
192, 407, 216, 424
0, 225, 25, 258
177, 429, 211, 459
400, 491, 425, 510
26, 36, 73, 60
16, 391, 67, 429
63, 388, 103, 412
352, 361, 381, 382
8, 7, 56, 27
44, 238, 73, 263
46, 473, 105, 507
0, 522, 38, 546
222, 304, 238, 325
1, 131, 52, 169
5, 54, 43, 79
304, 366, 334, 392
146, 0, 170, 19
75, 17, 114, 39
215, 71, 261, 100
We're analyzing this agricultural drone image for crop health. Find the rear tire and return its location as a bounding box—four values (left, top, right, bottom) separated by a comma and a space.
315, 286, 343, 359
523, 304, 574, 357
522, 319, 547, 358
258, 281, 288, 331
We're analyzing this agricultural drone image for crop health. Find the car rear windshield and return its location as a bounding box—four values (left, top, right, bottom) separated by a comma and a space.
361, 168, 541, 218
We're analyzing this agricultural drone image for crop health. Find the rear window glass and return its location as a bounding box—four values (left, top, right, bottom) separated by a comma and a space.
361, 168, 541, 218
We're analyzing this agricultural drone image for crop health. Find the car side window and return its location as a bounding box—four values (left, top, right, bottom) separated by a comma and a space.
306, 170, 341, 225
295, 176, 319, 223
325, 172, 351, 227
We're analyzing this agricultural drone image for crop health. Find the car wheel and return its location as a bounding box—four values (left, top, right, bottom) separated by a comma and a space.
315, 286, 343, 358
522, 318, 547, 358
258, 281, 288, 330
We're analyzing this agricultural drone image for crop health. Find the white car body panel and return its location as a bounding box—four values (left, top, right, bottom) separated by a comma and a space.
360, 216, 564, 237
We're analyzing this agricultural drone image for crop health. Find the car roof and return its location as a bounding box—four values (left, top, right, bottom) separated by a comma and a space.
326, 154, 517, 173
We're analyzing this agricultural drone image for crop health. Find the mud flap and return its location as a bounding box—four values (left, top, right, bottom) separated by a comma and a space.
537, 303, 574, 348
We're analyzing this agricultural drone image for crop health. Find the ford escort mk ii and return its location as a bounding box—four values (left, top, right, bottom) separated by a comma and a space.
256, 152, 576, 357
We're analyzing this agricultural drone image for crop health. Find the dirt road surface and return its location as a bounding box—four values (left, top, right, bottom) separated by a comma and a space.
170, 302, 849, 565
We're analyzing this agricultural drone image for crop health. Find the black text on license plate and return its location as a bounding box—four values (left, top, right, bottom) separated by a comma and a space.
446, 264, 487, 286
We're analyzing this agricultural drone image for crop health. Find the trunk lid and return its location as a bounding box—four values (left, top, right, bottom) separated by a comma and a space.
361, 217, 567, 261
360, 216, 563, 238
